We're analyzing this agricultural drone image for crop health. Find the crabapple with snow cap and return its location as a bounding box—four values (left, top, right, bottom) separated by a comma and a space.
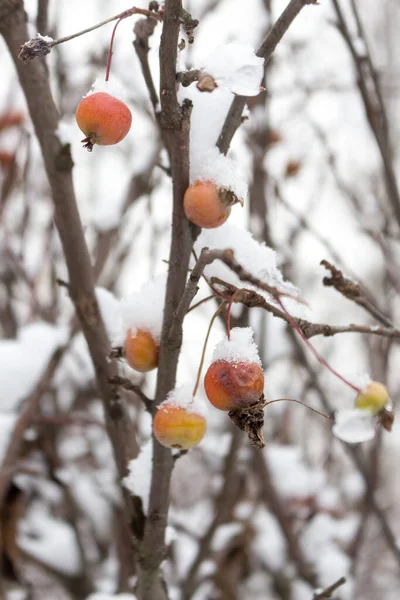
184, 180, 241, 229
124, 329, 159, 373
204, 327, 264, 411
153, 385, 207, 450
120, 274, 166, 372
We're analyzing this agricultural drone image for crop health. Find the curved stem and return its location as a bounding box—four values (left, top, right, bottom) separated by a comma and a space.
193, 302, 226, 397
187, 294, 215, 314
276, 297, 361, 394
226, 289, 240, 341
105, 18, 122, 82
265, 397, 331, 420
49, 8, 161, 49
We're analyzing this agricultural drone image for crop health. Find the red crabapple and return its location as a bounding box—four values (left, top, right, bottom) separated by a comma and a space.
204, 359, 264, 411
76, 92, 132, 151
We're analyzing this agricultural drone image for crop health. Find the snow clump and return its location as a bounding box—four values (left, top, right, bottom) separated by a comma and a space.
120, 273, 167, 342
211, 327, 262, 366
161, 384, 208, 418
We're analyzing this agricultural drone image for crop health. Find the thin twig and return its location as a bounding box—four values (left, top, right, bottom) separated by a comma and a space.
217, 0, 319, 154
331, 0, 400, 230
321, 260, 394, 328
107, 375, 153, 413
137, 3, 198, 597
313, 576, 346, 598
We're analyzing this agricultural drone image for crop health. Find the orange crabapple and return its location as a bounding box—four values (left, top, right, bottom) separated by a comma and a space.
75, 92, 132, 151
124, 328, 159, 373
153, 403, 207, 450
183, 180, 241, 229
204, 359, 264, 411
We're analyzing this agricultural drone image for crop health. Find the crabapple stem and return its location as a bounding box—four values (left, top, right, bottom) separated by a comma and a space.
265, 398, 331, 420
193, 302, 226, 398
105, 18, 123, 82
226, 290, 241, 341
276, 297, 361, 394
49, 8, 161, 49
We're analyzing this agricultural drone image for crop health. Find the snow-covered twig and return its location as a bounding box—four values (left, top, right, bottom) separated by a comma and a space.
210, 278, 400, 340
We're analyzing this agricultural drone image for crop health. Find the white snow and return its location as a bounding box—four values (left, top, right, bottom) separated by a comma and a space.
332, 409, 376, 444
96, 287, 124, 346
0, 322, 68, 412
120, 272, 167, 342
211, 522, 243, 551
202, 42, 264, 97
252, 507, 287, 571
56, 119, 74, 145
211, 326, 262, 365
60, 468, 113, 543
265, 444, 325, 500
83, 77, 131, 103
340, 471, 365, 504
36, 33, 54, 43
303, 513, 357, 599
178, 84, 248, 202
195, 222, 306, 316
189, 147, 248, 204
123, 439, 153, 512
87, 592, 137, 600
161, 385, 208, 418
19, 504, 81, 576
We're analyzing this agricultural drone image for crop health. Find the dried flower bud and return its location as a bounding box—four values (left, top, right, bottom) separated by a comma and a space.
18, 34, 53, 63
196, 73, 218, 93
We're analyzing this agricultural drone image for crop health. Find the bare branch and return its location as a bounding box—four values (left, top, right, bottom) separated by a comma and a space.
137, 2, 199, 597
321, 260, 395, 328
313, 576, 346, 599
253, 448, 318, 586
0, 344, 66, 507
107, 375, 153, 413
36, 0, 49, 35
181, 429, 243, 600
331, 0, 400, 230
0, 0, 141, 539
217, 0, 319, 154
